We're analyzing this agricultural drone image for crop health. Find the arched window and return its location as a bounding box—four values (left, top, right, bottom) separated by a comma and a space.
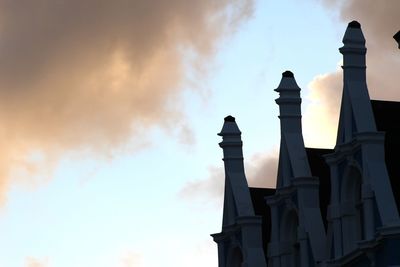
341, 166, 362, 254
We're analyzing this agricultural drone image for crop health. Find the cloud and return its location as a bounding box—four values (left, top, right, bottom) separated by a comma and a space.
303, 68, 342, 148
179, 151, 278, 204
119, 251, 143, 267
0, 0, 254, 204
178, 165, 225, 204
25, 257, 48, 267
246, 150, 278, 188
303, 0, 400, 148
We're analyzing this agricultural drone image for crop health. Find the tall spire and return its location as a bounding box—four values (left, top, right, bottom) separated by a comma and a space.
212, 116, 267, 267
218, 115, 254, 225
337, 21, 376, 144
269, 71, 327, 262
275, 71, 311, 188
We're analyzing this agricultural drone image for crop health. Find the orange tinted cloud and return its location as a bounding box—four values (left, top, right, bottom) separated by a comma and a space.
25, 257, 48, 267
120, 251, 142, 267
304, 0, 400, 148
0, 0, 254, 203
303, 69, 341, 148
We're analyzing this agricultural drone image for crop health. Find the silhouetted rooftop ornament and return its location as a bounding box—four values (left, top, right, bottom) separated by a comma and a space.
394, 31, 400, 49
282, 71, 294, 78
224, 115, 235, 122
341, 20, 365, 48
348, 20, 361, 29
218, 115, 241, 136
274, 70, 300, 93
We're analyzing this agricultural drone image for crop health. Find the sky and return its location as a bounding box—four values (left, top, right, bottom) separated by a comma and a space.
0, 0, 398, 266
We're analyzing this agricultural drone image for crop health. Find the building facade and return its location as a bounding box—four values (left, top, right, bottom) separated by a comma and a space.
211, 21, 400, 267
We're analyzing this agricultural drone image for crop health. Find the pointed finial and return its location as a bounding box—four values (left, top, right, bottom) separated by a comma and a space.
274, 70, 302, 120
224, 115, 235, 122
348, 20, 361, 29
282, 70, 294, 78
342, 20, 365, 47
393, 31, 400, 49
274, 70, 300, 93
218, 115, 241, 136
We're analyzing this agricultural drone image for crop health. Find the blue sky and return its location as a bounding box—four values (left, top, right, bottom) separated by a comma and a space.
0, 0, 398, 266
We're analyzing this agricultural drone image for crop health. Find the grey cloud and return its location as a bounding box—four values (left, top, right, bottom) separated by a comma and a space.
179, 152, 278, 203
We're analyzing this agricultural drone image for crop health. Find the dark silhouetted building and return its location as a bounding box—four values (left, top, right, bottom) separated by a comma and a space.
211, 21, 400, 267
